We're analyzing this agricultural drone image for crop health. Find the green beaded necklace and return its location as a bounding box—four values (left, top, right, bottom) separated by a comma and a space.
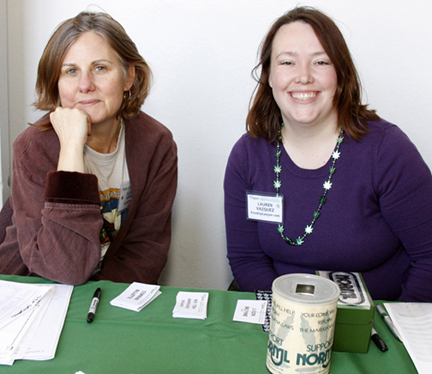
274, 124, 344, 246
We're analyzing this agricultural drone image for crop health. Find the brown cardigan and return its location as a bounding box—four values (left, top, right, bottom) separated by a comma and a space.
0, 111, 177, 285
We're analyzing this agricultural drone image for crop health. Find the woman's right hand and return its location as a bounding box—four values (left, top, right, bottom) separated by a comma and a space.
50, 107, 91, 173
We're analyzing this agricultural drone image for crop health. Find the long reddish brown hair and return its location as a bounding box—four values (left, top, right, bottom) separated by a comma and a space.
247, 6, 379, 142
33, 11, 151, 129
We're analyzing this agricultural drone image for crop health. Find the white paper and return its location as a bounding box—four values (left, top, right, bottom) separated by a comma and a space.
0, 300, 44, 364
0, 281, 54, 329
233, 299, 268, 324
247, 193, 283, 223
0, 281, 73, 366
19, 284, 73, 361
110, 282, 161, 312
172, 292, 208, 320
385, 302, 432, 374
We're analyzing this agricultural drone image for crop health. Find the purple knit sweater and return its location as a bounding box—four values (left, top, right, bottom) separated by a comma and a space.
224, 119, 432, 301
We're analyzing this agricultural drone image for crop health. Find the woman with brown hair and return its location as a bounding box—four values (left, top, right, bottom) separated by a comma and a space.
224, 6, 432, 301
0, 11, 177, 285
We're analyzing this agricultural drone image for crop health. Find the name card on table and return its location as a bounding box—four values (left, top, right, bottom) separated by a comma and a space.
172, 292, 209, 320
110, 282, 161, 312
233, 299, 268, 324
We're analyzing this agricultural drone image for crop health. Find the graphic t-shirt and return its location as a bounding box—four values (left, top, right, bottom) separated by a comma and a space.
84, 123, 130, 261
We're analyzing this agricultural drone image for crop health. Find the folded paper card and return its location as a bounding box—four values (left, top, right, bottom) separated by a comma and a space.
172, 292, 209, 319
110, 282, 161, 312
233, 299, 268, 325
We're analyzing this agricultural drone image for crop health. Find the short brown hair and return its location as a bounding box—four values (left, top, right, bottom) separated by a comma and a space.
247, 6, 379, 142
34, 11, 151, 128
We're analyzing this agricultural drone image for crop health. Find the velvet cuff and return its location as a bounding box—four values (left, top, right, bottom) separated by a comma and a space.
44, 171, 100, 205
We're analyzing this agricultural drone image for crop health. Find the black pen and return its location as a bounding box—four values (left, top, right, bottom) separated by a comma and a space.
371, 327, 388, 352
376, 305, 403, 342
87, 288, 101, 323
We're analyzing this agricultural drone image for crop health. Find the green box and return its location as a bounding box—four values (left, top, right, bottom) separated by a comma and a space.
317, 271, 375, 353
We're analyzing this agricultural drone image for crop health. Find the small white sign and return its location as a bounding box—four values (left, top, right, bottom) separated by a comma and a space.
117, 181, 132, 213
233, 299, 268, 325
172, 292, 209, 320
247, 193, 283, 224
110, 282, 161, 312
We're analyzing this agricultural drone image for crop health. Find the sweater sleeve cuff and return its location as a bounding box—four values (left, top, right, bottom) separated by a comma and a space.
45, 171, 100, 205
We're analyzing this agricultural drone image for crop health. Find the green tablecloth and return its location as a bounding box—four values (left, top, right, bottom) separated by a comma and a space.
0, 275, 417, 373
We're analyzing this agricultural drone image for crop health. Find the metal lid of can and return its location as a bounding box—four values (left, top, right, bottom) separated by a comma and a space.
272, 273, 340, 305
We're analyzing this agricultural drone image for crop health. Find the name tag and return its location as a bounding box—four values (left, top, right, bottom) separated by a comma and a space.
247, 192, 283, 224
118, 181, 132, 213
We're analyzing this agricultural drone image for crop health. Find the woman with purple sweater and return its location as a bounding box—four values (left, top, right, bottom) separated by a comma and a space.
224, 7, 432, 301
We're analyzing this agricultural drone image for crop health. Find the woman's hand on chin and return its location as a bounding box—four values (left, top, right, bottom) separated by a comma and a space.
50, 107, 91, 173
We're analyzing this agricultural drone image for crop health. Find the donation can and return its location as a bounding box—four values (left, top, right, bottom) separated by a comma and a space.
266, 274, 340, 374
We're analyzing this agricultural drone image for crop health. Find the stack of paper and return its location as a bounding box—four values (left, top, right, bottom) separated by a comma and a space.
385, 303, 432, 374
0, 280, 73, 366
172, 292, 209, 319
110, 282, 161, 312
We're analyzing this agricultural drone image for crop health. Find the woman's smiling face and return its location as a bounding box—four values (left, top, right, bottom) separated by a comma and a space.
58, 31, 133, 128
268, 21, 338, 129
